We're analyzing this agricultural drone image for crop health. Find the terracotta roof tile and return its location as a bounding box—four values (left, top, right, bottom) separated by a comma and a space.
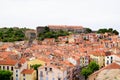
0, 59, 17, 65
104, 63, 120, 69
19, 58, 26, 64
21, 69, 34, 74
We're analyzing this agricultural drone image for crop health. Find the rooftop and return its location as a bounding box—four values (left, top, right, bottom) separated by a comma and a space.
21, 69, 35, 74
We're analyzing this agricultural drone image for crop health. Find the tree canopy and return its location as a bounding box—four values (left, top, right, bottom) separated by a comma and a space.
31, 64, 42, 80
88, 61, 99, 72
0, 70, 13, 80
31, 64, 42, 70
0, 27, 28, 42
97, 28, 119, 35
81, 61, 99, 80
38, 27, 70, 41
85, 28, 92, 33
81, 68, 92, 79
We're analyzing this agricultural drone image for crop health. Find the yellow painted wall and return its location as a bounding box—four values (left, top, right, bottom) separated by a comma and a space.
21, 71, 36, 80
28, 59, 45, 69
98, 56, 105, 67
90, 55, 105, 67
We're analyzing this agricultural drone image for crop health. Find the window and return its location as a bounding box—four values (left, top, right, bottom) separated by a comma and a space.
46, 77, 48, 80
40, 71, 43, 77
11, 67, 13, 71
50, 68, 52, 71
0, 66, 1, 69
64, 78, 67, 80
58, 78, 61, 80
16, 74, 18, 77
111, 60, 113, 63
58, 73, 60, 78
11, 77, 13, 80
45, 67, 47, 71
23, 74, 25, 77
111, 57, 113, 60
3, 66, 5, 70
107, 60, 109, 64
46, 72, 48, 75
7, 66, 9, 70
16, 70, 18, 73
52, 78, 55, 80
40, 77, 43, 80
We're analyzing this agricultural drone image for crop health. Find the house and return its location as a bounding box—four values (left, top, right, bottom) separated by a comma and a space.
90, 51, 106, 67
38, 60, 76, 80
42, 38, 55, 45
25, 30, 36, 40
48, 25, 85, 33
37, 25, 86, 34
27, 58, 45, 69
14, 58, 27, 80
80, 53, 90, 67
112, 54, 120, 65
68, 34, 75, 43
0, 59, 17, 80
104, 52, 113, 66
38, 65, 68, 80
21, 69, 36, 80
0, 58, 27, 80
58, 36, 68, 43
88, 62, 120, 80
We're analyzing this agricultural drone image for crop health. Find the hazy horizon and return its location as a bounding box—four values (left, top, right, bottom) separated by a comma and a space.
0, 0, 120, 32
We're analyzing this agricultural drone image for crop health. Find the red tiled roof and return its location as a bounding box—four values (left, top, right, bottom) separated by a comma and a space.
48, 25, 83, 29
19, 58, 26, 64
21, 69, 34, 74
91, 62, 120, 76
0, 59, 17, 65
104, 63, 120, 69
90, 50, 113, 56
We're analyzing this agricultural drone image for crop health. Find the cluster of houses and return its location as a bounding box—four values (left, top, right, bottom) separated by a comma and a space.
0, 28, 120, 80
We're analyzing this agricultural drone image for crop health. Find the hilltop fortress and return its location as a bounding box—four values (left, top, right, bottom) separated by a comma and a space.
37, 25, 86, 34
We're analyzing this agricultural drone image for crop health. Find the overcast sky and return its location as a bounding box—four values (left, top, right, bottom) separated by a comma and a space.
0, 0, 120, 32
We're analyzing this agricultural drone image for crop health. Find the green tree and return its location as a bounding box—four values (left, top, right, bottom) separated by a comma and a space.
31, 64, 42, 70
85, 28, 92, 33
31, 64, 42, 80
108, 28, 113, 32
0, 27, 29, 42
97, 28, 108, 34
0, 70, 13, 80
38, 29, 70, 41
81, 68, 92, 80
44, 26, 50, 32
97, 28, 119, 35
88, 61, 99, 72
113, 30, 119, 35
81, 61, 99, 80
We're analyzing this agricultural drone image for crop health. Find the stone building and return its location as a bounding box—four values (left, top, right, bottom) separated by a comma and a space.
37, 25, 86, 35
